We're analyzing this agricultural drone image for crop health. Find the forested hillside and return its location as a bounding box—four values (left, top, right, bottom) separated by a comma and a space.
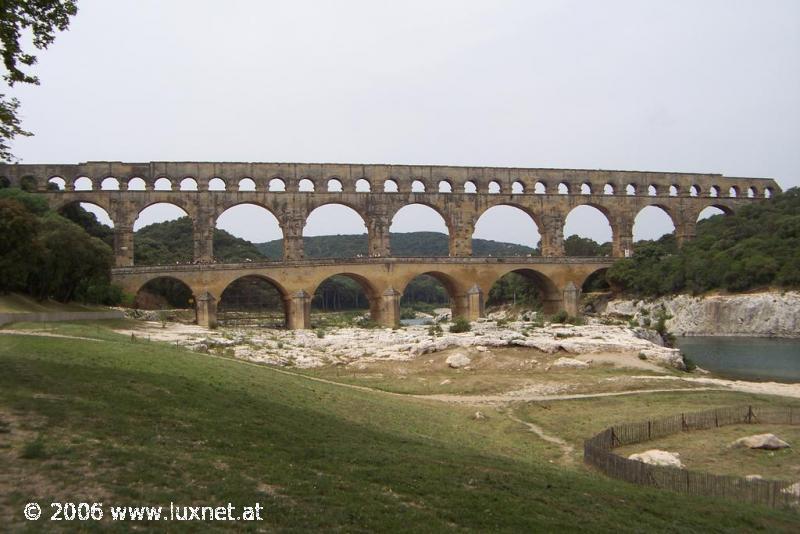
607, 188, 800, 296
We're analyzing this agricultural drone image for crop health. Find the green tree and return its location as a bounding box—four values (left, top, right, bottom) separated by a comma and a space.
0, 197, 41, 292
0, 0, 78, 161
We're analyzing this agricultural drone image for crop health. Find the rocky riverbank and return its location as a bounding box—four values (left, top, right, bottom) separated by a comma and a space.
605, 291, 800, 338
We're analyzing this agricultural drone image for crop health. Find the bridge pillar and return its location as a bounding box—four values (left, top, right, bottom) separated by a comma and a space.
367, 218, 391, 257
562, 282, 581, 317
113, 225, 134, 267
196, 292, 218, 329
282, 217, 305, 261
466, 284, 485, 321
287, 290, 311, 329
380, 287, 401, 327
449, 230, 473, 257
193, 209, 215, 263
675, 219, 696, 248
540, 214, 565, 256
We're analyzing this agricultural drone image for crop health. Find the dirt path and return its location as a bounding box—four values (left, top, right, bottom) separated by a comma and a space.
0, 330, 102, 342
506, 412, 575, 465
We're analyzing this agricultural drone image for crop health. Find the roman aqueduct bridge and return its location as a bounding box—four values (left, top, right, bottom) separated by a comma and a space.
0, 161, 780, 329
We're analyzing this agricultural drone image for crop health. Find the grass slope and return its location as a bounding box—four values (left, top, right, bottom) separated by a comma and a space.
0, 293, 106, 314
1, 323, 798, 531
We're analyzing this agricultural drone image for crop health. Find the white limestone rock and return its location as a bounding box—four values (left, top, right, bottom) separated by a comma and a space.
550, 357, 590, 369
731, 433, 790, 450
628, 450, 684, 468
780, 482, 800, 497
446, 352, 471, 368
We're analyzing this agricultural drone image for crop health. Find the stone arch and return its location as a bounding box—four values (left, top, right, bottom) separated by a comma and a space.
647, 185, 658, 196
384, 179, 399, 193
411, 179, 426, 193
215, 202, 283, 259
133, 203, 194, 265
100, 177, 120, 190
355, 178, 371, 192
218, 274, 289, 328
603, 183, 614, 195
304, 203, 368, 257
389, 203, 451, 245
472, 204, 541, 255
633, 205, 676, 242
154, 177, 173, 191
689, 185, 700, 197
488, 181, 501, 194
580, 182, 592, 195
48, 176, 67, 190
438, 180, 453, 193
73, 176, 93, 191
57, 200, 116, 228
327, 178, 343, 192
534, 181, 546, 194
697, 204, 733, 221
238, 178, 256, 191
558, 182, 570, 194
581, 267, 610, 294
268, 177, 286, 192
747, 186, 757, 198
486, 268, 561, 314
299, 178, 315, 192
564, 204, 613, 247
764, 187, 774, 198
728, 185, 738, 198
310, 272, 382, 323
0, 176, 10, 188
19, 175, 37, 192
209, 177, 227, 191
511, 181, 524, 194
399, 270, 467, 318
625, 184, 636, 196
464, 180, 477, 193
180, 177, 199, 191
669, 185, 679, 197
134, 276, 195, 310
709, 185, 720, 197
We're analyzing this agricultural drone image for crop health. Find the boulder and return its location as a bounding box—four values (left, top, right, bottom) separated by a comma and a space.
745, 474, 763, 481
550, 357, 590, 369
781, 482, 800, 497
628, 450, 684, 468
445, 352, 471, 368
731, 433, 790, 450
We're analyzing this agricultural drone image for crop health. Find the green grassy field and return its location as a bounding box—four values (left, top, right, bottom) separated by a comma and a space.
0, 293, 107, 314
1, 322, 799, 531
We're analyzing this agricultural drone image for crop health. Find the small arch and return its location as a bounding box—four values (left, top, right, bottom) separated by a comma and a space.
0, 176, 10, 188
238, 178, 256, 192
219, 275, 287, 328
100, 177, 120, 190
488, 181, 501, 194
709, 185, 720, 197
327, 178, 343, 192
134, 277, 194, 310
625, 184, 636, 196
558, 182, 569, 195
180, 177, 198, 191
299, 178, 315, 192
603, 184, 614, 195
438, 180, 453, 193
580, 183, 591, 195
19, 176, 38, 192
127, 177, 146, 191
412, 180, 426, 193
355, 178, 371, 192
689, 185, 699, 197
209, 178, 226, 191
669, 185, 678, 197
268, 178, 286, 192
384, 179, 399, 193
764, 187, 773, 198
727, 186, 738, 198
747, 186, 757, 198
464, 181, 477, 194
74, 177, 93, 191
511, 181, 524, 194
534, 182, 546, 194
633, 205, 675, 241
48, 177, 66, 190
154, 177, 172, 191
647, 185, 657, 197
487, 269, 561, 314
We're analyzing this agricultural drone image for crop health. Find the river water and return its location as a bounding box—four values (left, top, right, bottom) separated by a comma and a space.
676, 337, 800, 383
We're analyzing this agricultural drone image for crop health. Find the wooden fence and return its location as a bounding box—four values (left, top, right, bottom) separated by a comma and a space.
583, 405, 800, 509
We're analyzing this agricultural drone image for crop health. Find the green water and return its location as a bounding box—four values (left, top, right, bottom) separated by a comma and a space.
676, 337, 800, 383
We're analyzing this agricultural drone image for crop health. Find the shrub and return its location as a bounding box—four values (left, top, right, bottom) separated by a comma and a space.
20, 438, 47, 460
427, 324, 443, 337
315, 329, 326, 339
638, 352, 647, 360
550, 310, 569, 324
449, 318, 471, 333
682, 356, 697, 372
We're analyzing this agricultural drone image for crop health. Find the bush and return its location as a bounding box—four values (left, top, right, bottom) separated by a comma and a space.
449, 318, 471, 333
550, 310, 569, 324
20, 438, 48, 460
427, 324, 443, 337
682, 356, 697, 372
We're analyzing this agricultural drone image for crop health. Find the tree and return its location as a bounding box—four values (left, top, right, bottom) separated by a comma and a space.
0, 0, 78, 161
0, 197, 41, 292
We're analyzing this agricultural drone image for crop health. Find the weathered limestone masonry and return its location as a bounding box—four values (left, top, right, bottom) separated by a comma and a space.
0, 161, 779, 329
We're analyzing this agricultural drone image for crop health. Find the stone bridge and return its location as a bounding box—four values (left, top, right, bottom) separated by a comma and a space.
0, 161, 780, 328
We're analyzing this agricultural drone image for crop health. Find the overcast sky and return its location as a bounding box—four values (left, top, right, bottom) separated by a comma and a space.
8, 0, 799, 246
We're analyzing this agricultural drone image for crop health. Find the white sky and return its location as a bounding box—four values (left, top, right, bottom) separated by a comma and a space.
8, 0, 799, 246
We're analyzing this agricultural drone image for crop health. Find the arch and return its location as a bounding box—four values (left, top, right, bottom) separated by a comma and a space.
625, 184, 636, 196
534, 182, 546, 194
180, 177, 198, 191
669, 185, 678, 197
581, 268, 610, 294
154, 177, 172, 191
488, 181, 501, 194
127, 177, 146, 191
486, 268, 561, 314
268, 178, 286, 192
747, 186, 757, 198
689, 185, 699, 197
58, 200, 115, 229
709, 185, 720, 197
355, 178, 371, 192
74, 176, 93, 191
647, 185, 657, 196
0, 176, 10, 188
411, 180, 426, 193
303, 204, 368, 258
603, 184, 614, 195
19, 176, 37, 192
134, 276, 194, 310
311, 273, 381, 324
215, 203, 283, 260
384, 179, 399, 193
218, 275, 287, 328
209, 177, 226, 191
728, 186, 738, 198
764, 187, 773, 198
564, 205, 613, 248
327, 178, 343, 192
400, 271, 464, 317
389, 203, 450, 256
48, 176, 66, 190
472, 205, 540, 256
558, 182, 569, 195
633, 205, 675, 242
580, 183, 591, 195
464, 180, 477, 193
511, 181, 524, 194
697, 205, 731, 221
100, 177, 120, 190
238, 178, 256, 192
134, 202, 190, 233
438, 180, 453, 193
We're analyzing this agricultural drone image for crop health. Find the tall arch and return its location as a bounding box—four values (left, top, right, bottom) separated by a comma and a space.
134, 277, 194, 310
311, 273, 381, 324
633, 205, 676, 242
472, 205, 539, 256
697, 205, 731, 221
389, 204, 450, 256
133, 203, 192, 265
303, 204, 368, 258
215, 203, 282, 261
563, 205, 613, 253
